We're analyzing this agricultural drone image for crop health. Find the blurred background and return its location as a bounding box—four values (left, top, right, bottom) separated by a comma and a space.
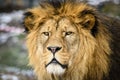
0, 0, 119, 80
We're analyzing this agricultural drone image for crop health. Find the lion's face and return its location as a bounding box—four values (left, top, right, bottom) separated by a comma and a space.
37, 18, 80, 75
24, 3, 97, 76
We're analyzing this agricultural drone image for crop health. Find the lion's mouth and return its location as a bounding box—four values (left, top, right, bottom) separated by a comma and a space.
45, 58, 68, 69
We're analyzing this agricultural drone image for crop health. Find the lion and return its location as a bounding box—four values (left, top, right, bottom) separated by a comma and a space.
23, 0, 120, 80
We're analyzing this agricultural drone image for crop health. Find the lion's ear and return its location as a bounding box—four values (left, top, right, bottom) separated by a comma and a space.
23, 11, 35, 32
80, 13, 95, 30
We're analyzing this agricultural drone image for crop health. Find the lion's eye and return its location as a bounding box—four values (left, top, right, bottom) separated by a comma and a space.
65, 31, 73, 36
42, 32, 50, 36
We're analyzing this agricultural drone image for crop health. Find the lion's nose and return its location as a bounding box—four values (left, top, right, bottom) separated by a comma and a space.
47, 46, 62, 54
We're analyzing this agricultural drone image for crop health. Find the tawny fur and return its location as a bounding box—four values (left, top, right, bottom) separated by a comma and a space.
23, 0, 120, 80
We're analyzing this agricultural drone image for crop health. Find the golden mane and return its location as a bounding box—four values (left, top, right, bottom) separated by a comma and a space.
23, 0, 120, 80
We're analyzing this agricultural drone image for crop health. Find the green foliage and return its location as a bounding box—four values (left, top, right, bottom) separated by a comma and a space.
100, 2, 120, 17
0, 34, 29, 69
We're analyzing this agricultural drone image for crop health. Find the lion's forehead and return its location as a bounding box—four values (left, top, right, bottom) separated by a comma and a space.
41, 18, 76, 32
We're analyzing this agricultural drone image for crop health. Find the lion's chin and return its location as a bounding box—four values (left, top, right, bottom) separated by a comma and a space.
46, 63, 66, 75
46, 58, 67, 75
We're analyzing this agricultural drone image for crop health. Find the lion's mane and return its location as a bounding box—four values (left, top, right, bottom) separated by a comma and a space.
23, 0, 120, 80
